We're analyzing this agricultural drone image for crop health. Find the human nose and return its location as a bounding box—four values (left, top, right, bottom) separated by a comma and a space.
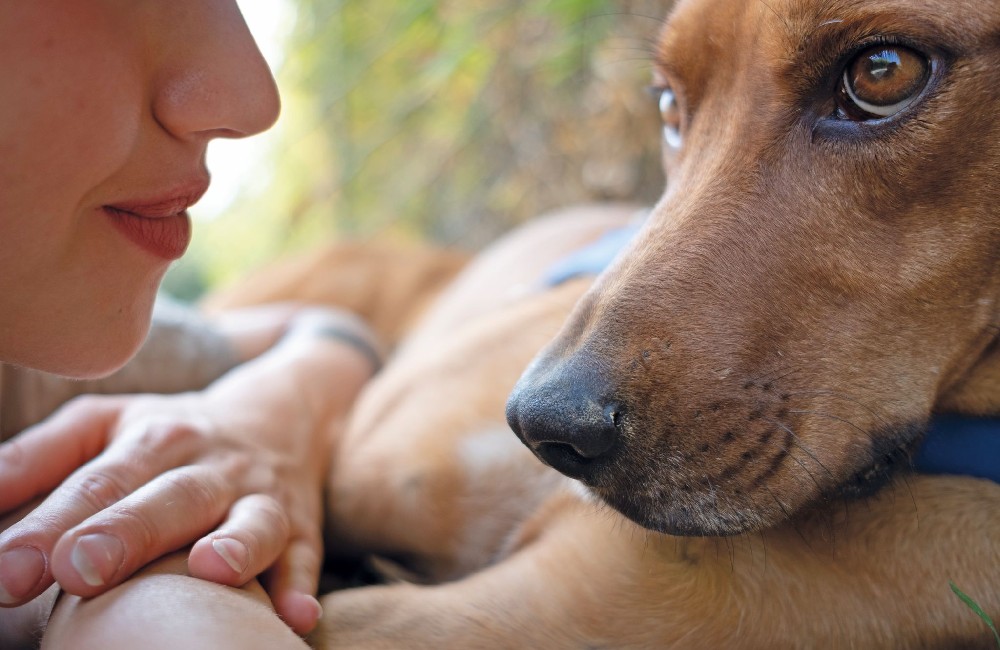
151, 0, 281, 142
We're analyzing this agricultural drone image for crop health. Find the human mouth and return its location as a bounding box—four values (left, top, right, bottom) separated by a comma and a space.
103, 180, 209, 260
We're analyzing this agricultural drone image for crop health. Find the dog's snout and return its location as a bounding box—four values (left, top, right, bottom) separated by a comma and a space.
506, 374, 621, 480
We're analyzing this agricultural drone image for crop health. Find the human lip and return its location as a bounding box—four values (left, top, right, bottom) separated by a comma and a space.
102, 180, 209, 260
106, 179, 210, 219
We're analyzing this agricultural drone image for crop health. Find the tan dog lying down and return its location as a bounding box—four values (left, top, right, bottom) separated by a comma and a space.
272, 207, 994, 650
207, 0, 1000, 641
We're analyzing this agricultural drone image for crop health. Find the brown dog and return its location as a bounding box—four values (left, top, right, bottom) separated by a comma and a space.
307, 207, 999, 649
232, 0, 1000, 645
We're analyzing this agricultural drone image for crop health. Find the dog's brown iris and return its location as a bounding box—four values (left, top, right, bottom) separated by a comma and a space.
839, 45, 929, 120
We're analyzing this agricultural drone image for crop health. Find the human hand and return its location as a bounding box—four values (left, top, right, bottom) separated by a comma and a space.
0, 312, 377, 635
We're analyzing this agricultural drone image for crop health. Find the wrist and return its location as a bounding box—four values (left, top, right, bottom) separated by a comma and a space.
281, 309, 383, 376
268, 309, 382, 419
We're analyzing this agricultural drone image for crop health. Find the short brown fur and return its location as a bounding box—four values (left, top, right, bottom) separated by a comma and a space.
300, 208, 999, 649
511, 0, 1000, 536
213, 0, 1000, 644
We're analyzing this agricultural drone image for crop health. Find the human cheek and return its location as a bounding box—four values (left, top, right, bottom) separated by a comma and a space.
0, 2, 141, 254
0, 3, 150, 375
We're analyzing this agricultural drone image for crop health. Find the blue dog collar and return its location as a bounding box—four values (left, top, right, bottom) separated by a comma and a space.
542, 220, 999, 483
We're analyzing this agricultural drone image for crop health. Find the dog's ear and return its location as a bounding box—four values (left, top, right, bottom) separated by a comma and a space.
937, 342, 1000, 415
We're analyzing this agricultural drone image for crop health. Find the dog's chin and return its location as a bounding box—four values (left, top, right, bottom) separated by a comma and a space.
580, 420, 928, 537
589, 485, 781, 537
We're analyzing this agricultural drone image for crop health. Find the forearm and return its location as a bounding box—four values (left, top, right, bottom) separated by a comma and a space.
205, 308, 381, 433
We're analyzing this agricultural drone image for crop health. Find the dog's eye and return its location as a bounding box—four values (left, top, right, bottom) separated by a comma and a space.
658, 88, 683, 149
836, 45, 930, 120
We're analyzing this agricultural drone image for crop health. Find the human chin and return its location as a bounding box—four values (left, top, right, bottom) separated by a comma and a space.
68, 269, 165, 379
15, 263, 165, 379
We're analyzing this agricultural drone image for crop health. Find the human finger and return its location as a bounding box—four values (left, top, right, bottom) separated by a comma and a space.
0, 416, 209, 605
187, 493, 291, 587
264, 535, 325, 636
48, 464, 235, 597
0, 396, 124, 514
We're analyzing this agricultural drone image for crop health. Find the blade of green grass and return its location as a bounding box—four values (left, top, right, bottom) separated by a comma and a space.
950, 581, 1000, 648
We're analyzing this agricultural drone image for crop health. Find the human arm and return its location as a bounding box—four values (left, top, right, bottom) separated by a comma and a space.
0, 308, 380, 635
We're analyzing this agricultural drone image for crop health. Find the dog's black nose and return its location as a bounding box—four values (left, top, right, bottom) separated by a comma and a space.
506, 372, 621, 480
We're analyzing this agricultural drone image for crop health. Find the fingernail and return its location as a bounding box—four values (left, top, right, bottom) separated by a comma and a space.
212, 538, 249, 575
71, 534, 124, 587
0, 547, 46, 605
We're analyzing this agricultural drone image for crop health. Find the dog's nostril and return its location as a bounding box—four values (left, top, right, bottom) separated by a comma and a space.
535, 442, 591, 476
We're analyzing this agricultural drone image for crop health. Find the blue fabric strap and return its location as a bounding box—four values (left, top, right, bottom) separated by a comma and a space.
542, 225, 643, 287
914, 415, 1000, 482
542, 222, 999, 483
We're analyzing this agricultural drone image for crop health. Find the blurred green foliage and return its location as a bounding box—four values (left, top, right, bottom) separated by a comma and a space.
167, 0, 667, 298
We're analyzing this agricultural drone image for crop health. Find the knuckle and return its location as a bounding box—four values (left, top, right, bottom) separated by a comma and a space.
135, 420, 207, 454
0, 437, 26, 468
287, 506, 321, 539
289, 538, 323, 578
75, 470, 132, 511
221, 452, 255, 479
295, 531, 323, 559
163, 469, 226, 514
247, 495, 291, 539
107, 504, 158, 551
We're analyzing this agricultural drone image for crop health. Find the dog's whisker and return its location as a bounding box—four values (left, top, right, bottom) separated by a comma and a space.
784, 390, 890, 427
763, 484, 813, 552
757, 528, 768, 575
763, 417, 834, 479
742, 490, 770, 574
746, 364, 801, 384
755, 0, 794, 35
785, 407, 871, 435
895, 471, 920, 518
767, 368, 804, 384
738, 528, 759, 575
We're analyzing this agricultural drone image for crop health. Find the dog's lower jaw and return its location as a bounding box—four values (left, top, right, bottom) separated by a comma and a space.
574, 420, 929, 537
594, 485, 776, 537
826, 420, 928, 501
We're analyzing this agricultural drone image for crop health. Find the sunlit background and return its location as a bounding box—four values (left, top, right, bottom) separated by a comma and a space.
165, 0, 669, 300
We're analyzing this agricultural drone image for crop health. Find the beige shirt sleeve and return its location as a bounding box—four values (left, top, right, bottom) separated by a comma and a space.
0, 296, 241, 438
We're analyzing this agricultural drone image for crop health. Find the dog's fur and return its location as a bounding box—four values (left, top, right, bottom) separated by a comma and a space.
507, 0, 1000, 540
294, 209, 998, 650
202, 239, 470, 349
216, 0, 1000, 645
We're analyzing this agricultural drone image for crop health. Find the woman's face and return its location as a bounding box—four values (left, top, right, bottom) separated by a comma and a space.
0, 0, 279, 377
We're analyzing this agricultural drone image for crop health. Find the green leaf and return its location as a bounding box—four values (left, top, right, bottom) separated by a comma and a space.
951, 581, 1000, 648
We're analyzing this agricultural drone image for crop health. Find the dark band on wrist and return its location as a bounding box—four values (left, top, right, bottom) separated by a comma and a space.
315, 325, 383, 373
